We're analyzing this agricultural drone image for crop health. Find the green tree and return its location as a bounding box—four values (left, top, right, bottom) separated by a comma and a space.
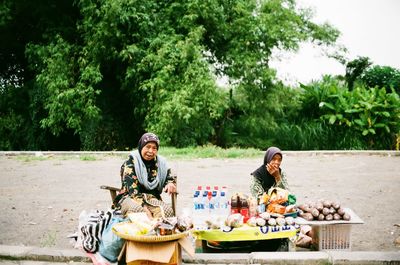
361, 65, 400, 94
0, 0, 82, 150
345, 56, 372, 90
1, 0, 340, 150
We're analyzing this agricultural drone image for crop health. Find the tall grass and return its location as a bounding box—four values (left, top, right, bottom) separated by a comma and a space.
270, 121, 369, 150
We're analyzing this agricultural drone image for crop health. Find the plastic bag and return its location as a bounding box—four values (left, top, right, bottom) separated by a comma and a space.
267, 203, 286, 214
268, 187, 289, 204
99, 216, 126, 262
288, 194, 297, 205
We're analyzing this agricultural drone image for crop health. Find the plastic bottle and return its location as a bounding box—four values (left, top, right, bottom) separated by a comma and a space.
192, 186, 202, 229
193, 186, 201, 210
240, 196, 250, 223
201, 188, 210, 221
212, 186, 219, 214
249, 196, 258, 218
230, 193, 239, 214
209, 192, 217, 217
193, 193, 199, 211
219, 187, 230, 218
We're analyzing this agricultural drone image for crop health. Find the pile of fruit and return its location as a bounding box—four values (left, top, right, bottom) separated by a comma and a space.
298, 200, 351, 221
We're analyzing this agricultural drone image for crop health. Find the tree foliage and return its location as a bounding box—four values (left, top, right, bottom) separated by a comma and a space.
361, 65, 400, 94
345, 56, 372, 90
298, 76, 400, 149
1, 0, 340, 150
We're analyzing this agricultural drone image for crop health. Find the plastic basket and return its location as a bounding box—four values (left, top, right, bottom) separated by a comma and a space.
312, 224, 352, 251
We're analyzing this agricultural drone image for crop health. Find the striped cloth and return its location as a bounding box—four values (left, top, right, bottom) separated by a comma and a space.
81, 210, 113, 253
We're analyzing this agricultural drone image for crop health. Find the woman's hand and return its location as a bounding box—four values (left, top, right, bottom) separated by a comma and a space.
266, 163, 281, 182
164, 182, 177, 194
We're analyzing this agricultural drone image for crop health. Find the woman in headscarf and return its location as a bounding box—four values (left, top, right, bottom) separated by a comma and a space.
114, 132, 177, 218
250, 146, 291, 251
250, 146, 289, 199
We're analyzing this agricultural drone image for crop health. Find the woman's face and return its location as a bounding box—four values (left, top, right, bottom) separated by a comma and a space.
141, 142, 158, 161
270, 154, 282, 167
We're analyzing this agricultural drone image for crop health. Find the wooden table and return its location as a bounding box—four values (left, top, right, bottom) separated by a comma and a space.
192, 224, 299, 252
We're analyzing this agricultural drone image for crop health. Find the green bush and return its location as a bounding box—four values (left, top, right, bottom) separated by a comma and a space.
298, 75, 344, 120
271, 121, 367, 150
282, 76, 400, 150
361, 65, 400, 94
319, 85, 400, 149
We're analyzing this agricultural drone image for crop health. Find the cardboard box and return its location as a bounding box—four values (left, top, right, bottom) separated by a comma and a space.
126, 237, 194, 265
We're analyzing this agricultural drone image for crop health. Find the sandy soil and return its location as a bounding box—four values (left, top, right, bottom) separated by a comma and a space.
0, 152, 399, 251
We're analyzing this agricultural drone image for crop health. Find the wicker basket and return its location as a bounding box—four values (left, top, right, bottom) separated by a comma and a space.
112, 222, 189, 242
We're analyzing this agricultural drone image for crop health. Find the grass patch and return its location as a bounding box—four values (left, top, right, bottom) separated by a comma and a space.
5, 145, 263, 161
159, 145, 263, 159
15, 155, 48, 162
79, 155, 98, 161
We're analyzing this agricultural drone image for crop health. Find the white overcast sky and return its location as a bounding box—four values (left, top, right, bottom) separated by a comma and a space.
270, 0, 400, 86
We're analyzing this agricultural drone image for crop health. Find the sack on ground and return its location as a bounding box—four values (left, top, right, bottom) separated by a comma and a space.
99, 216, 126, 262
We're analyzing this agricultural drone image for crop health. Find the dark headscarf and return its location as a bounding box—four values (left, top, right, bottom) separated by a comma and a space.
138, 132, 160, 152
252, 147, 283, 190
263, 147, 282, 166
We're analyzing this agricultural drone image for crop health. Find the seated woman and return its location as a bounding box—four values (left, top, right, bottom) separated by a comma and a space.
114, 132, 177, 218
250, 146, 290, 251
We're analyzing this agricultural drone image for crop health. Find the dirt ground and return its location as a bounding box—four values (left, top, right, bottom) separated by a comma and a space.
0, 152, 399, 251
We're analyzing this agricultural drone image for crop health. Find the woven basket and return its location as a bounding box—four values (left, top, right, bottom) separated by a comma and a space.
112, 222, 189, 242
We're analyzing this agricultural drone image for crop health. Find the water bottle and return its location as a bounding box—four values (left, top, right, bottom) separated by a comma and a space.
201, 189, 209, 223
211, 186, 219, 214
193, 192, 200, 214
193, 186, 201, 211
219, 187, 230, 218
192, 186, 202, 229
209, 192, 217, 216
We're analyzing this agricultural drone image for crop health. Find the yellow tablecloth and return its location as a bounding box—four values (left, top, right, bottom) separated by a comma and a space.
192, 224, 299, 241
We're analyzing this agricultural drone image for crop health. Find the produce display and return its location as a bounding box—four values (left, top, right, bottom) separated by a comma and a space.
222, 187, 298, 229
192, 185, 353, 231
297, 200, 351, 221
247, 212, 296, 227
119, 212, 193, 237
191, 186, 359, 252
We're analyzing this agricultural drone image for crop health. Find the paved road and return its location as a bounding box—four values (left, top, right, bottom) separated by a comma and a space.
0, 151, 399, 251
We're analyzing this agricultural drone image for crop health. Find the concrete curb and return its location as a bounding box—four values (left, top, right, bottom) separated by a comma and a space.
0, 150, 399, 157
0, 245, 90, 263
1, 245, 400, 265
